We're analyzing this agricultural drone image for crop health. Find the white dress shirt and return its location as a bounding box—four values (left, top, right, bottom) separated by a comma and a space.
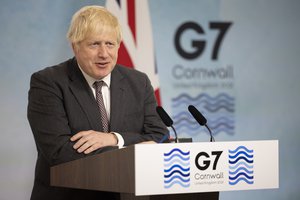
78, 65, 124, 148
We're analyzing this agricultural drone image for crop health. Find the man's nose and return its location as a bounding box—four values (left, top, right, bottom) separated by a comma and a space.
97, 45, 108, 57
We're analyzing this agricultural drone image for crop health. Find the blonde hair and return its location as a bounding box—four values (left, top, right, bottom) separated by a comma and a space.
67, 5, 122, 44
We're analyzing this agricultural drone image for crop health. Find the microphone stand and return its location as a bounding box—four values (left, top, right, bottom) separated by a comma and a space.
205, 124, 215, 142
171, 125, 179, 143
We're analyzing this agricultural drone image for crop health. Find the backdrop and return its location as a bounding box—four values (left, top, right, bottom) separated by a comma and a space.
0, 0, 299, 199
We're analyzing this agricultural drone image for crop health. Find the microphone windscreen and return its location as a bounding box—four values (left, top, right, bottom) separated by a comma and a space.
156, 106, 173, 127
188, 105, 207, 126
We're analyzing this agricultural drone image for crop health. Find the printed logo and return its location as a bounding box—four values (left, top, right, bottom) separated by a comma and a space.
228, 146, 254, 185
171, 20, 234, 139
163, 148, 190, 188
172, 93, 235, 137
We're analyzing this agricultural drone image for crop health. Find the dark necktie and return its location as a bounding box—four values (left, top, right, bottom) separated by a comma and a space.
93, 81, 109, 132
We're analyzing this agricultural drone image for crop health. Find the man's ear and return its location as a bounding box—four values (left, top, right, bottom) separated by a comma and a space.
71, 43, 78, 54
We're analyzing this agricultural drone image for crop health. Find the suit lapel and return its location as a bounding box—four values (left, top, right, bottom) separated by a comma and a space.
67, 59, 103, 131
110, 66, 126, 131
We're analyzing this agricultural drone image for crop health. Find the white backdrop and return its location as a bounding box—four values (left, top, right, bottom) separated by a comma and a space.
0, 0, 299, 199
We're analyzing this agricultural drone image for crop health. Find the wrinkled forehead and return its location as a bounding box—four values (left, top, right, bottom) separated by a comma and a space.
84, 26, 119, 42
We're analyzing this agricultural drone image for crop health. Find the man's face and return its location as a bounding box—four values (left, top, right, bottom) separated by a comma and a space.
72, 31, 119, 79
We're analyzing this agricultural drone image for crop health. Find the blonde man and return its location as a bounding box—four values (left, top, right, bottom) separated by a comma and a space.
28, 5, 167, 200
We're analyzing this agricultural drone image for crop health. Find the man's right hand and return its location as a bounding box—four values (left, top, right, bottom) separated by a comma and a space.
70, 130, 118, 154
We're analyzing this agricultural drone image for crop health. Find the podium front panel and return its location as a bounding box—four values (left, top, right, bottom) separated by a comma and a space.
134, 140, 278, 196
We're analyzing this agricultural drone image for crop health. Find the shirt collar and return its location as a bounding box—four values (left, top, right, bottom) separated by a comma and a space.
77, 63, 111, 88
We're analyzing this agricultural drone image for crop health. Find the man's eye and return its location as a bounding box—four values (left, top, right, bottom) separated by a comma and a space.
106, 42, 115, 47
89, 42, 100, 47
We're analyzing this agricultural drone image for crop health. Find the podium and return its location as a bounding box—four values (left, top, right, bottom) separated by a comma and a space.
51, 140, 278, 200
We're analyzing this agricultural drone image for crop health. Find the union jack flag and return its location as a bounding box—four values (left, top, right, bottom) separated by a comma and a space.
106, 0, 161, 105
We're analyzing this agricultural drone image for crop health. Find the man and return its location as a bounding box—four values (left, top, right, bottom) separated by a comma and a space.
27, 5, 167, 200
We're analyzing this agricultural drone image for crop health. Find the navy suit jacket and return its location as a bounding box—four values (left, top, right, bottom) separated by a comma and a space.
27, 58, 167, 200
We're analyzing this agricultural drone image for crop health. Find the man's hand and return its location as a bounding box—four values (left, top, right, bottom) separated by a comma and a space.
70, 130, 118, 154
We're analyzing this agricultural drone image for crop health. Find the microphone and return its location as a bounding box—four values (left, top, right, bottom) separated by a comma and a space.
156, 106, 178, 143
188, 105, 215, 142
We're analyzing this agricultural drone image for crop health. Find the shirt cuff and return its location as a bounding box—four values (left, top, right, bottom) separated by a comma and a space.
112, 132, 124, 148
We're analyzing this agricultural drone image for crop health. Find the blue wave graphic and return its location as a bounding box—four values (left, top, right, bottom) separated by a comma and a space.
204, 104, 235, 112
209, 116, 235, 124
229, 167, 253, 175
164, 170, 190, 178
173, 117, 196, 125
173, 111, 194, 120
171, 92, 235, 137
174, 123, 235, 136
173, 118, 234, 127
229, 177, 254, 185
210, 122, 235, 130
164, 175, 190, 183
164, 164, 190, 173
164, 148, 190, 156
173, 99, 235, 110
228, 146, 254, 185
164, 148, 190, 189
164, 180, 190, 188
229, 156, 253, 164
229, 146, 253, 154
229, 172, 253, 180
173, 124, 235, 135
172, 93, 234, 103
164, 158, 190, 168
228, 161, 253, 170
229, 151, 253, 159
173, 117, 235, 130
164, 154, 190, 162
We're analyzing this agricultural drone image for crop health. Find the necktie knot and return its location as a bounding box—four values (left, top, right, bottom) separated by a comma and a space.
93, 81, 105, 92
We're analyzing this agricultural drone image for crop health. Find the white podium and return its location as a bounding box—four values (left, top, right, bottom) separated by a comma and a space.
51, 140, 278, 199
134, 140, 278, 195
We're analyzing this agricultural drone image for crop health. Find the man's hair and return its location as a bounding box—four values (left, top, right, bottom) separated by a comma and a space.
67, 5, 122, 44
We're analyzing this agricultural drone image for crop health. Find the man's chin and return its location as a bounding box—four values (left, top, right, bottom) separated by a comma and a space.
94, 71, 110, 79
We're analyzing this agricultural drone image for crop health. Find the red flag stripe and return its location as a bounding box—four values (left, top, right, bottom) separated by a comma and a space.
127, 0, 136, 44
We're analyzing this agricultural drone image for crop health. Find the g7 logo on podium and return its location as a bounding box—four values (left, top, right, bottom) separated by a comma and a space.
174, 22, 232, 60
195, 151, 223, 170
